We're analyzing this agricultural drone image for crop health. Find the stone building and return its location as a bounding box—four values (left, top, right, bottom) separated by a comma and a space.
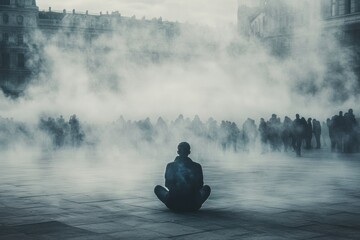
237, 0, 264, 39
237, 0, 360, 93
321, 0, 360, 46
0, 0, 180, 96
238, 0, 321, 55
239, 0, 360, 53
321, 0, 360, 81
0, 0, 38, 95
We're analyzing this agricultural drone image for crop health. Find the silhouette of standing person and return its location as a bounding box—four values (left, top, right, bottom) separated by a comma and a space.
334, 111, 345, 152
154, 142, 211, 212
293, 114, 304, 157
305, 118, 313, 149
313, 119, 321, 149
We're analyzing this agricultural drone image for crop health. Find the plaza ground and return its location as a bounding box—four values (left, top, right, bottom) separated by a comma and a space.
0, 149, 359, 239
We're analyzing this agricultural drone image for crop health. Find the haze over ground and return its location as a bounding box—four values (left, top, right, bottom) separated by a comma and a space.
0, 5, 359, 238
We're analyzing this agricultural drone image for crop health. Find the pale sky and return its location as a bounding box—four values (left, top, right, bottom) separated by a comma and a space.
37, 0, 238, 27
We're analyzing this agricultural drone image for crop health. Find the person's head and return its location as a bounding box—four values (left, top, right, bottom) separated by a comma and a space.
349, 109, 353, 114
296, 114, 300, 119
339, 111, 343, 116
177, 142, 191, 157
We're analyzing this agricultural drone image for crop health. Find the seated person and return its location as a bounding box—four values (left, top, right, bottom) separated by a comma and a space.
154, 142, 211, 212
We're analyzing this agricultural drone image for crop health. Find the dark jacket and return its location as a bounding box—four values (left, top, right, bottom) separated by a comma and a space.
165, 156, 203, 198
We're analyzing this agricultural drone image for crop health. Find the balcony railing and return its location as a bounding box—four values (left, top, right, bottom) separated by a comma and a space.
39, 9, 121, 17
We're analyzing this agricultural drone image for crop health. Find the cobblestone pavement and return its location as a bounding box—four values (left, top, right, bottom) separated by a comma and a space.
0, 149, 359, 239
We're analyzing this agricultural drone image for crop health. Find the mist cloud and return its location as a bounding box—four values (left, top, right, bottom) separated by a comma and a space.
0, 1, 359, 207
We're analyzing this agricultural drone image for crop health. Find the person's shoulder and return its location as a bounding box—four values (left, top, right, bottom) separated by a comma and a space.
191, 161, 202, 169
166, 162, 175, 168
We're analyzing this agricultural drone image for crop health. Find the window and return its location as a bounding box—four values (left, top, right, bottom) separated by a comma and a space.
0, 0, 10, 5
352, 0, 360, 12
332, 0, 339, 16
263, 16, 267, 28
1, 53, 10, 68
17, 15, 24, 25
18, 53, 25, 68
3, 13, 9, 24
17, 34, 23, 45
344, 0, 351, 14
2, 32, 9, 44
16, 0, 25, 7
338, 0, 350, 15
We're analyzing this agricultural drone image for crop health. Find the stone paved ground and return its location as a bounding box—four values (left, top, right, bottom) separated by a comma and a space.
0, 149, 360, 239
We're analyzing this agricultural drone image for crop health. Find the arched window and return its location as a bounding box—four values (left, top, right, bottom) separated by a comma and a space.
3, 13, 9, 24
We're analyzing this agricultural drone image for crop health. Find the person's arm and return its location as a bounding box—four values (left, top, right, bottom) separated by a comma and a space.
165, 164, 175, 190
197, 164, 204, 190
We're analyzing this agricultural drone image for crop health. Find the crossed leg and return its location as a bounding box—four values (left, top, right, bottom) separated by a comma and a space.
154, 185, 211, 211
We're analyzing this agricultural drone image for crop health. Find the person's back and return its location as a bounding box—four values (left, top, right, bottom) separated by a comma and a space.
165, 156, 202, 195
165, 156, 203, 210
154, 142, 211, 212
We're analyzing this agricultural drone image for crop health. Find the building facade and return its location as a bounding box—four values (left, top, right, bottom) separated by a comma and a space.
239, 0, 360, 53
321, 0, 360, 80
237, 0, 360, 92
0, 0, 180, 96
238, 0, 321, 55
321, 0, 360, 46
0, 0, 38, 95
237, 0, 264, 38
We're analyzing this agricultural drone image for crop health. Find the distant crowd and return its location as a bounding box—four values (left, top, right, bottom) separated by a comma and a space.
1, 110, 359, 156
39, 115, 85, 148
256, 109, 359, 156
111, 109, 359, 157
327, 109, 358, 154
